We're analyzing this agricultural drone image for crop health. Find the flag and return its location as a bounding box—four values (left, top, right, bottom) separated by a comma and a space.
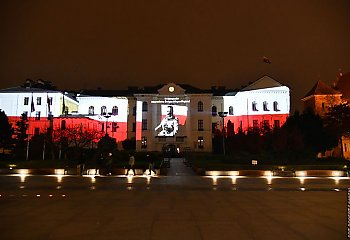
263, 56, 271, 64
62, 94, 66, 114
31, 94, 35, 112
47, 93, 51, 113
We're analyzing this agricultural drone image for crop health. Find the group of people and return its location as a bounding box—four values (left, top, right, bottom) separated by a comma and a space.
126, 153, 157, 176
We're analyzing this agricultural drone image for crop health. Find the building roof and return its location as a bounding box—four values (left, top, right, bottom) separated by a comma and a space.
241, 75, 284, 91
0, 86, 59, 93
303, 80, 341, 99
335, 72, 350, 100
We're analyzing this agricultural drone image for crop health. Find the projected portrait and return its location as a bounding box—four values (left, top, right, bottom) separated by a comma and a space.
155, 106, 179, 136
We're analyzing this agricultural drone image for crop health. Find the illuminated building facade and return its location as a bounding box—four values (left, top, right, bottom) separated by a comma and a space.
0, 75, 291, 152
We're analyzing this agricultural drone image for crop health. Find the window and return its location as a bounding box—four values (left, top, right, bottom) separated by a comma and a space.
198, 120, 204, 131
101, 106, 107, 115
37, 97, 41, 105
61, 120, 66, 130
112, 106, 118, 115
88, 106, 94, 115
198, 101, 203, 112
132, 106, 136, 116
263, 101, 269, 111
141, 137, 147, 148
273, 101, 280, 111
24, 97, 29, 105
322, 102, 325, 110
159, 137, 166, 142
253, 120, 259, 129
132, 122, 136, 132
112, 122, 118, 132
252, 101, 258, 111
274, 120, 280, 128
198, 137, 204, 149
142, 102, 148, 112
35, 111, 41, 120
22, 111, 28, 120
263, 120, 270, 129
229, 106, 234, 115
34, 128, 40, 135
211, 106, 217, 116
176, 137, 185, 142
48, 97, 53, 105
142, 119, 147, 130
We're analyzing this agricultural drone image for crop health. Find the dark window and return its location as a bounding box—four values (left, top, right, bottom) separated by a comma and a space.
37, 97, 41, 105
142, 102, 148, 112
101, 106, 107, 115
263, 120, 270, 129
211, 106, 217, 116
141, 137, 147, 148
198, 120, 204, 131
252, 101, 258, 111
61, 120, 66, 130
112, 106, 118, 115
274, 120, 280, 128
101, 123, 104, 132
253, 120, 259, 129
322, 102, 325, 110
24, 97, 29, 105
176, 137, 185, 142
48, 97, 53, 105
112, 122, 118, 132
88, 106, 94, 115
34, 128, 40, 136
229, 106, 234, 115
212, 122, 217, 133
198, 137, 204, 149
198, 101, 203, 112
273, 101, 280, 111
132, 106, 136, 116
263, 101, 269, 111
35, 111, 41, 120
132, 122, 136, 132
142, 119, 147, 130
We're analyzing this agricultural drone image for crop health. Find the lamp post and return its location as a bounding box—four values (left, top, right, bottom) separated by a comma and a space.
218, 111, 228, 156
103, 114, 111, 136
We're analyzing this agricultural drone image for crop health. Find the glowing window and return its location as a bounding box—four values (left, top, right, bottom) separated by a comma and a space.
198, 101, 203, 112
211, 106, 217, 116
263, 101, 269, 111
88, 106, 94, 115
112, 106, 118, 115
198, 137, 204, 149
24, 97, 29, 105
142, 102, 148, 112
37, 97, 42, 105
229, 106, 234, 115
273, 101, 280, 111
141, 137, 147, 148
101, 106, 107, 115
198, 120, 204, 131
252, 101, 258, 111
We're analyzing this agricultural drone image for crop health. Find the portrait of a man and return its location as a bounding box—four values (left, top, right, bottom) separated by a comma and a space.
155, 106, 179, 136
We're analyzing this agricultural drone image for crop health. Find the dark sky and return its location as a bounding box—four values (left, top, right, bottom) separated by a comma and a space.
1, 0, 349, 111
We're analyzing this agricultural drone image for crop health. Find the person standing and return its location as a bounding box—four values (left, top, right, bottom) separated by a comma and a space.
126, 154, 136, 176
147, 154, 157, 175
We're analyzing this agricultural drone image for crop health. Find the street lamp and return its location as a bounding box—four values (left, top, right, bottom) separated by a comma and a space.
103, 113, 111, 135
218, 111, 228, 156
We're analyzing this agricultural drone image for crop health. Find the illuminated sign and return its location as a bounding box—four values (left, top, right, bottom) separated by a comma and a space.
151, 97, 190, 104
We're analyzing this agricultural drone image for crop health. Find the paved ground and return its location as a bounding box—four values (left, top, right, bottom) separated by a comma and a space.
0, 158, 348, 240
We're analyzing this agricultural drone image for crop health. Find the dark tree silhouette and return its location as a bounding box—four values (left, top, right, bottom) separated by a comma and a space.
0, 110, 13, 155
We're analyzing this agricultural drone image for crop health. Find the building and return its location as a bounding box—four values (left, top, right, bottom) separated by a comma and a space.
0, 76, 291, 153
301, 72, 350, 159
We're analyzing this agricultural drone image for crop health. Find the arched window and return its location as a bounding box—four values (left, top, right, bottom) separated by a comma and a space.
198, 101, 203, 112
252, 101, 258, 111
263, 101, 269, 111
101, 106, 107, 115
273, 101, 280, 111
229, 106, 234, 115
142, 102, 148, 112
211, 106, 217, 116
112, 106, 118, 115
88, 106, 94, 115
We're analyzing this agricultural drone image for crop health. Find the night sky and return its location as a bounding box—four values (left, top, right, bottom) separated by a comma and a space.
1, 0, 349, 111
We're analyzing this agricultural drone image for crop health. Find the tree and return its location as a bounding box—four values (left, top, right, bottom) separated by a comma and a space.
0, 110, 14, 155
13, 113, 28, 160
122, 137, 136, 151
98, 134, 118, 154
